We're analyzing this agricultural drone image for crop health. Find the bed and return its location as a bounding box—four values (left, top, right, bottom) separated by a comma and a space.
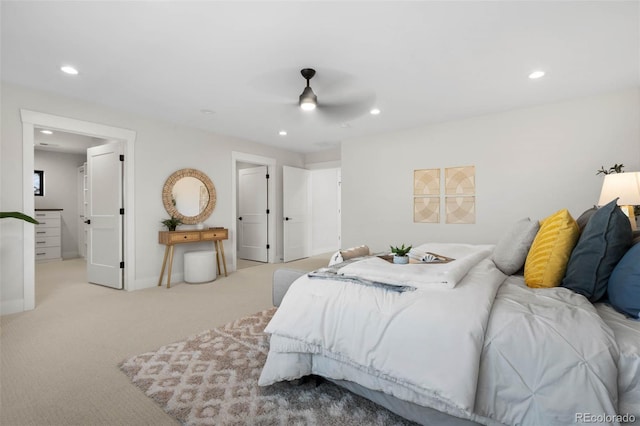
258, 206, 640, 426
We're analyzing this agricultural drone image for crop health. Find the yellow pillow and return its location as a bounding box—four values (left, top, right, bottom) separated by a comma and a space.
524, 209, 579, 288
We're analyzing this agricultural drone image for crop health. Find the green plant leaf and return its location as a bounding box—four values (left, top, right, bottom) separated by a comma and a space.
0, 212, 39, 224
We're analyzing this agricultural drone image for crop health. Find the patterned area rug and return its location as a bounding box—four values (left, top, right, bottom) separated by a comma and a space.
120, 308, 415, 425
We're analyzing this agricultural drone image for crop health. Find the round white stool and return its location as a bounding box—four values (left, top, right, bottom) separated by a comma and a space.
184, 250, 217, 283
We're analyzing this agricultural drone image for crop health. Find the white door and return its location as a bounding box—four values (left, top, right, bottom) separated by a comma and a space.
86, 142, 123, 289
238, 166, 268, 262
77, 163, 87, 258
283, 166, 310, 262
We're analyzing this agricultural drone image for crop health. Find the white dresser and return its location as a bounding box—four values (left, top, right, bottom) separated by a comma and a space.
34, 210, 62, 263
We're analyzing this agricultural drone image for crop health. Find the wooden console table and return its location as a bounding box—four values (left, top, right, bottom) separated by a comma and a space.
158, 228, 228, 288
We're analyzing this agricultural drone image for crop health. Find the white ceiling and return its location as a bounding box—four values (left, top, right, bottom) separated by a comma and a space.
2, 1, 638, 154
34, 129, 104, 154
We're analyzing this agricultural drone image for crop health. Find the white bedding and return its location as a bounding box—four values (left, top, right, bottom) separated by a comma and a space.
476, 276, 619, 425
596, 302, 640, 419
259, 245, 624, 426
338, 243, 493, 289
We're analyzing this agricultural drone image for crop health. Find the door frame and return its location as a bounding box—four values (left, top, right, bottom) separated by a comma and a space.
21, 110, 136, 310
231, 152, 276, 270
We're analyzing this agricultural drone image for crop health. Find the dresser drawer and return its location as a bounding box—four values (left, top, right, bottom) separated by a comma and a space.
34, 211, 60, 220
35, 227, 61, 237
202, 229, 228, 240
35, 246, 61, 261
35, 236, 60, 248
35, 218, 61, 229
167, 232, 201, 244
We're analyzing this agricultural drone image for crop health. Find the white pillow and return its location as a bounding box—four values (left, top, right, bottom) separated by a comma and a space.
492, 218, 540, 275
328, 251, 344, 266
328, 245, 370, 266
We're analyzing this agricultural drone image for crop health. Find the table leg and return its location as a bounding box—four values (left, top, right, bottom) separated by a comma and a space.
158, 245, 170, 286
215, 241, 222, 276
166, 245, 175, 288
219, 240, 228, 277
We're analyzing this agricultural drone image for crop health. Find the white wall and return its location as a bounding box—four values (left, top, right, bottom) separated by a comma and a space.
310, 168, 341, 254
341, 88, 640, 252
304, 147, 341, 165
1, 82, 305, 313
34, 150, 86, 259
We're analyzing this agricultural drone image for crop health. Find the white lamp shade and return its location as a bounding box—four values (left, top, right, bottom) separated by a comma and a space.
598, 172, 640, 206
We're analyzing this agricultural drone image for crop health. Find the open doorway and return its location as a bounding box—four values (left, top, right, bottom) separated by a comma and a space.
33, 130, 103, 262
231, 152, 276, 271
33, 130, 125, 296
21, 110, 136, 311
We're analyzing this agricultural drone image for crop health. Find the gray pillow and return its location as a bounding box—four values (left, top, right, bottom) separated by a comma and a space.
576, 206, 598, 232
492, 218, 540, 275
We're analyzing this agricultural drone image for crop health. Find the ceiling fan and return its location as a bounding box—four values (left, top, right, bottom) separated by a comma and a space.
294, 67, 376, 121
298, 68, 318, 111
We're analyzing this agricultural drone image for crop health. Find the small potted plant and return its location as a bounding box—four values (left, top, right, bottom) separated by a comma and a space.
390, 243, 412, 264
161, 216, 182, 231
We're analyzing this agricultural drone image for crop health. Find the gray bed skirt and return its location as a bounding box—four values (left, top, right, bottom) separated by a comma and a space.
329, 378, 481, 426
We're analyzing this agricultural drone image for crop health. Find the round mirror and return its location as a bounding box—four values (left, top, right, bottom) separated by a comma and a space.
162, 168, 216, 225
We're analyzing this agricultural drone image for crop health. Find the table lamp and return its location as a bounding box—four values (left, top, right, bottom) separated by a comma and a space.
598, 172, 640, 230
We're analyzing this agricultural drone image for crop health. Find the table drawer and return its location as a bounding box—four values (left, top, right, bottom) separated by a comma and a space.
202, 229, 228, 240
167, 232, 201, 243
35, 236, 60, 248
35, 227, 61, 237
35, 246, 61, 260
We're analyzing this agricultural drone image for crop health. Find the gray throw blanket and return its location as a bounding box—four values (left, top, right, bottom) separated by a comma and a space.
307, 256, 416, 292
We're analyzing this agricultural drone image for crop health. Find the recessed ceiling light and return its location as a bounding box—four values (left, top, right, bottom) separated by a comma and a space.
528, 70, 545, 79
370, 108, 381, 115
279, 130, 287, 136
40, 130, 53, 135
60, 65, 79, 75
200, 109, 215, 115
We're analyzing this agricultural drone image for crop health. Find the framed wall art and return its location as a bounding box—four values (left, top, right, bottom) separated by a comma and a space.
445, 166, 475, 223
413, 168, 440, 223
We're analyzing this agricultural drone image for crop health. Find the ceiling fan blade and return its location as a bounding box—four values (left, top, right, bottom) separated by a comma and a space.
316, 91, 377, 122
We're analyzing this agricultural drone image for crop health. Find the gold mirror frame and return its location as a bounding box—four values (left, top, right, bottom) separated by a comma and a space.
162, 168, 217, 225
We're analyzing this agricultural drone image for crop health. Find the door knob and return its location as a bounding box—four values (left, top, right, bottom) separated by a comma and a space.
238, 217, 243, 221
84, 219, 91, 224
285, 217, 290, 221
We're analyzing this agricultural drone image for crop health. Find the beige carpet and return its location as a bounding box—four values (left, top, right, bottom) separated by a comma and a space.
120, 308, 414, 425
236, 258, 266, 270
1, 254, 331, 426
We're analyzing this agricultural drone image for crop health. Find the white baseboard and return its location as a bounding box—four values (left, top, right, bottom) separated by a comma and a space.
312, 247, 338, 256
1, 299, 25, 316
62, 250, 80, 259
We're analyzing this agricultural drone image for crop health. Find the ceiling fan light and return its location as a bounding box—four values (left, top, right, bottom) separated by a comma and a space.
529, 70, 545, 79
60, 65, 79, 75
299, 86, 317, 111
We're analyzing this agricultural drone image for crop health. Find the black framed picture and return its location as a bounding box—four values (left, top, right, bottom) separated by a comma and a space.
34, 170, 44, 196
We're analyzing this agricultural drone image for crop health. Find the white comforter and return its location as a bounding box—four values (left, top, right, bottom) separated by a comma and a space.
259, 244, 621, 425
338, 243, 493, 289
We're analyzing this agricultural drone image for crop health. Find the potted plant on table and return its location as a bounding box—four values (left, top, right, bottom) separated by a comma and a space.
161, 216, 182, 231
390, 243, 412, 264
